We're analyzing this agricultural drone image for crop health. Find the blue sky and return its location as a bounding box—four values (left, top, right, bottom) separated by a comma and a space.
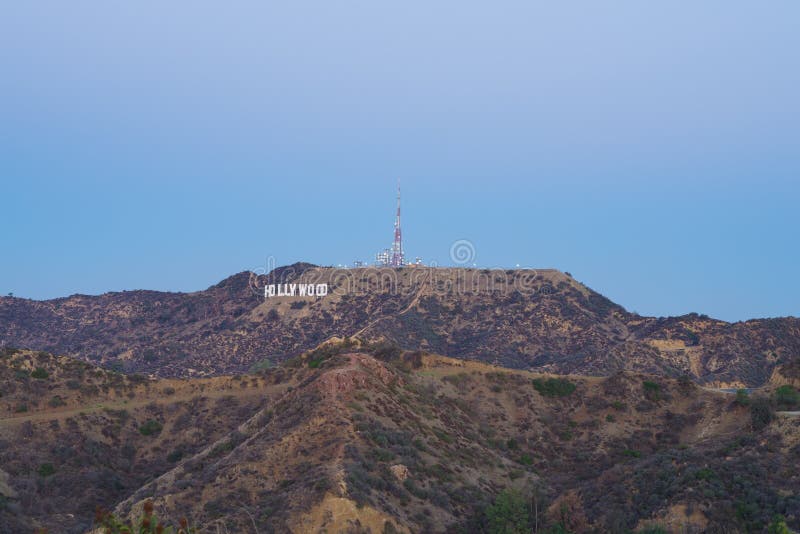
1, 2, 798, 322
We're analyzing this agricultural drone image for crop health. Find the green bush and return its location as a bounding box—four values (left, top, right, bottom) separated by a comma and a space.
210, 440, 234, 457
139, 419, 163, 436
735, 389, 750, 407
434, 429, 453, 444
485, 488, 529, 534
167, 448, 184, 463
642, 381, 661, 401
37, 463, 56, 477
31, 367, 49, 379
532, 378, 576, 398
774, 385, 799, 408
14, 403, 28, 413
249, 358, 273, 373
767, 515, 791, 534
48, 395, 66, 408
371, 448, 395, 462
750, 397, 774, 431
94, 501, 196, 533
695, 467, 716, 480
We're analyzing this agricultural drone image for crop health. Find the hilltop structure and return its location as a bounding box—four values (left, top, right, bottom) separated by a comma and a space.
376, 182, 406, 267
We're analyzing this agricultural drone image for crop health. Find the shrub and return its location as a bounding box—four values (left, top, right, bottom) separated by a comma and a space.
485, 488, 529, 534
31, 367, 49, 379
750, 397, 774, 431
37, 463, 56, 477
767, 515, 791, 534
642, 381, 661, 401
48, 396, 66, 408
546, 491, 588, 534
139, 419, 163, 436
442, 373, 470, 391
532, 378, 576, 398
167, 448, 184, 463
371, 340, 402, 361
518, 453, 533, 466
774, 385, 799, 408
434, 429, 453, 444
403, 478, 428, 499
735, 389, 750, 407
0, 347, 21, 357
15, 404, 28, 413
371, 448, 395, 462
210, 440, 234, 457
250, 358, 273, 373
695, 467, 716, 480
94, 500, 196, 533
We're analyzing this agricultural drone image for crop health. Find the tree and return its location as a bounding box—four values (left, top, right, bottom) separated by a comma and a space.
486, 488, 530, 534
750, 397, 774, 431
774, 385, 799, 408
735, 389, 750, 407
528, 483, 548, 534
31, 367, 49, 380
767, 515, 790, 534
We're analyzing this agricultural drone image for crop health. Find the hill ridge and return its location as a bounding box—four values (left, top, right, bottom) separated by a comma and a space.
1, 266, 799, 386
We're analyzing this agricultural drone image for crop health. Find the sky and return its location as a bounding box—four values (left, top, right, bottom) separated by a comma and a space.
1, 1, 798, 322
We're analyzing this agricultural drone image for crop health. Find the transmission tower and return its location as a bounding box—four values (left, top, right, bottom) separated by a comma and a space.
390, 181, 405, 267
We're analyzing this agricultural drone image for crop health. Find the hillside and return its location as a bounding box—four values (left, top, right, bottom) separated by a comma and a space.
1, 265, 799, 386
1, 345, 799, 533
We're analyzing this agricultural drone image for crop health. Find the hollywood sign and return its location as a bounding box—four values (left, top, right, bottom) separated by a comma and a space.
264, 283, 329, 299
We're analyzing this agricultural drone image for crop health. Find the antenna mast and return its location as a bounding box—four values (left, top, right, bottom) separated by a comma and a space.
390, 181, 404, 267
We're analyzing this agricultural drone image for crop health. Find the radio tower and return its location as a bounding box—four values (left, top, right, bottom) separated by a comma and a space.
390, 181, 405, 267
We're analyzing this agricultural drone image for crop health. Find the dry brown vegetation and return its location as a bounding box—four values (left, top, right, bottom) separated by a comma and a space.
1, 344, 798, 533
1, 265, 798, 387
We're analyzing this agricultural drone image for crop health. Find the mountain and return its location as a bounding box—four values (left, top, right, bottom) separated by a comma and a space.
1, 265, 799, 387
1, 344, 799, 533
